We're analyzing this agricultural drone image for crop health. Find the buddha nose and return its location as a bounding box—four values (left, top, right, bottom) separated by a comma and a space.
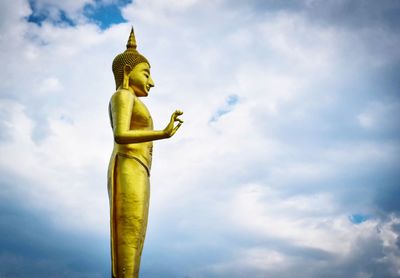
148, 76, 155, 88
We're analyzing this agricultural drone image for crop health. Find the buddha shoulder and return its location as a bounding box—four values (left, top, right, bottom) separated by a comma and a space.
110, 89, 135, 107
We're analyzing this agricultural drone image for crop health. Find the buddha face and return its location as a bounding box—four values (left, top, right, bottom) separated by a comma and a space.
128, 62, 155, 97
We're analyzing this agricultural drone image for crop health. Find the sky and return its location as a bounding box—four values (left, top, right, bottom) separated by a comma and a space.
0, 0, 400, 277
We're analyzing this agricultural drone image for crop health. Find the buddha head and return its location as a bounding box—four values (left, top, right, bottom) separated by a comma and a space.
112, 28, 154, 96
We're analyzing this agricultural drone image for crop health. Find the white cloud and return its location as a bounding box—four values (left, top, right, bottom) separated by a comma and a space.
357, 101, 400, 131
226, 184, 365, 253
38, 77, 62, 94
379, 215, 400, 276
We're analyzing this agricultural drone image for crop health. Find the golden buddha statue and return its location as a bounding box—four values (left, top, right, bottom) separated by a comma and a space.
108, 27, 183, 277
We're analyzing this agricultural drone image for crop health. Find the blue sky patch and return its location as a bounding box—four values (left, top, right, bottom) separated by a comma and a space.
26, 0, 130, 29
349, 214, 370, 224
84, 0, 130, 30
210, 94, 239, 122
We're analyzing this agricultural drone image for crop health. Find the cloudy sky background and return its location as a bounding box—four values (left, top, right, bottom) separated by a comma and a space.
1, 0, 400, 277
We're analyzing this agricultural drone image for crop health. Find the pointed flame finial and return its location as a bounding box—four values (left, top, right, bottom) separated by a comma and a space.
126, 27, 137, 50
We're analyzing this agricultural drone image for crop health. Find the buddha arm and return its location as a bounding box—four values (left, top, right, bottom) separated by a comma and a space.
111, 90, 167, 144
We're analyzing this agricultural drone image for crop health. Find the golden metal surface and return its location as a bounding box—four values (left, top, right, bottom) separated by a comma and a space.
108, 28, 183, 277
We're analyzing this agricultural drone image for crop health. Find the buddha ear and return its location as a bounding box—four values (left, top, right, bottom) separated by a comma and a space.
123, 64, 133, 76
122, 64, 132, 89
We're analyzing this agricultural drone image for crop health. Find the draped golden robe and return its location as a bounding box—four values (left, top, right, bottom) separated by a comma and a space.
108, 89, 153, 277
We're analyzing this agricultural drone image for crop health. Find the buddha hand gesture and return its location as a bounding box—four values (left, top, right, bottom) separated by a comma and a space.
164, 110, 183, 138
